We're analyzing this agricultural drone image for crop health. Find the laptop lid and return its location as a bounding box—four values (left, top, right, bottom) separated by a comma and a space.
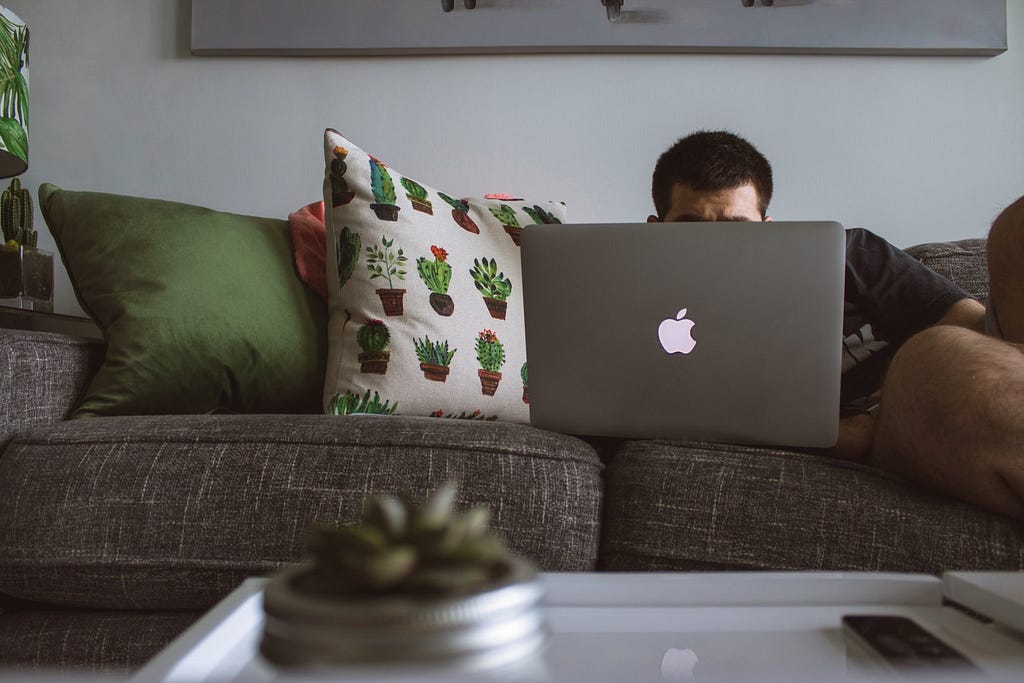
521, 221, 845, 447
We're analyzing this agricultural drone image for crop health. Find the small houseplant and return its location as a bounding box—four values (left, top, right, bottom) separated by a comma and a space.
469, 257, 512, 320
0, 178, 53, 311
475, 329, 506, 396
366, 235, 408, 316
414, 335, 456, 382
260, 482, 545, 670
416, 245, 454, 316
356, 320, 391, 375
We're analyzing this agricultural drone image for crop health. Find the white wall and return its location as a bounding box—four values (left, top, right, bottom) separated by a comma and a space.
9, 0, 1024, 316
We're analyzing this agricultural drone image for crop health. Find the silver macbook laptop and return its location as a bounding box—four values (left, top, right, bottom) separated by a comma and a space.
521, 221, 845, 447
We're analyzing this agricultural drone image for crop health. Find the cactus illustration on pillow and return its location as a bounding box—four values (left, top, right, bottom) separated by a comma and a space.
336, 226, 361, 290
327, 389, 398, 415
400, 177, 433, 215
416, 245, 454, 316
438, 192, 480, 234
475, 329, 506, 396
522, 205, 561, 225
414, 335, 456, 383
329, 146, 355, 207
369, 156, 400, 221
521, 362, 529, 404
356, 319, 391, 374
489, 204, 522, 245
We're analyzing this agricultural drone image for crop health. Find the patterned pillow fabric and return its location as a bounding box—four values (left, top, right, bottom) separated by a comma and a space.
322, 129, 565, 423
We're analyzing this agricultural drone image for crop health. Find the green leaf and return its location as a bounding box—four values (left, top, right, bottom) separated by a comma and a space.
0, 117, 26, 163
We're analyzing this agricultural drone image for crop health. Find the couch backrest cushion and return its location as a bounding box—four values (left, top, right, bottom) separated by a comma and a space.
904, 238, 989, 305
39, 184, 329, 416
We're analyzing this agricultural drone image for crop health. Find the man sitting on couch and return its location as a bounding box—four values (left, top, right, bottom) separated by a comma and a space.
649, 130, 1023, 521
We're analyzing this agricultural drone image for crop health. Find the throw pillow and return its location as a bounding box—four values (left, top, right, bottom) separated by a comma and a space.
39, 184, 328, 417
322, 130, 566, 423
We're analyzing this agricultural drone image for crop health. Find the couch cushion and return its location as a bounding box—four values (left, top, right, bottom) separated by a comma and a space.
0, 415, 602, 610
600, 440, 1024, 573
38, 184, 329, 417
904, 238, 988, 304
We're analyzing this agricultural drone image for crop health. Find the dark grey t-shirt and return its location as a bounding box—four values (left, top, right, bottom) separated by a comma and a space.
840, 228, 970, 403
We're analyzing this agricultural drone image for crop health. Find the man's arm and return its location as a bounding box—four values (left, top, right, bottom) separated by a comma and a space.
933, 297, 986, 333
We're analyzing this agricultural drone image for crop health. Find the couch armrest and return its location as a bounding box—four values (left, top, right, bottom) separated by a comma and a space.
0, 329, 105, 442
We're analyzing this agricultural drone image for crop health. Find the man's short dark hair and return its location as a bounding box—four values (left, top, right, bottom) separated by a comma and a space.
651, 130, 773, 219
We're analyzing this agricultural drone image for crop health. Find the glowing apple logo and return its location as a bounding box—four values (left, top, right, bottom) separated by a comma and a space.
658, 308, 697, 355
661, 647, 698, 681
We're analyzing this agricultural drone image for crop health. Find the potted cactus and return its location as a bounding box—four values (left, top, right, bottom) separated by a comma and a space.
329, 146, 355, 207
0, 178, 53, 311
438, 192, 479, 234
475, 329, 506, 396
356, 320, 391, 374
368, 156, 400, 221
521, 362, 529, 404
470, 257, 512, 320
489, 204, 522, 245
326, 389, 398, 416
414, 335, 456, 382
335, 225, 361, 291
416, 245, 454, 316
366, 235, 408, 316
260, 482, 545, 669
400, 177, 433, 215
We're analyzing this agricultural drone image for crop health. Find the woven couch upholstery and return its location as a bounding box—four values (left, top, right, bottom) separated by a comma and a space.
0, 237, 1021, 672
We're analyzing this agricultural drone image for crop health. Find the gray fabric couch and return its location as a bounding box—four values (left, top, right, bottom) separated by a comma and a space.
0, 238, 1021, 673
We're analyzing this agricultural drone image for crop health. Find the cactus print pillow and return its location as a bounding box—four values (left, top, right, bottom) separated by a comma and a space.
322, 129, 565, 424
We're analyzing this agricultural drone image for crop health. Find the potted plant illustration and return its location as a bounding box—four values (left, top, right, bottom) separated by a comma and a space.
356, 319, 391, 375
260, 482, 545, 669
0, 178, 53, 312
400, 177, 433, 215
489, 205, 522, 245
438, 192, 479, 234
470, 257, 512, 320
336, 225, 361, 291
326, 389, 398, 416
522, 205, 562, 225
416, 245, 454, 316
414, 335, 456, 383
521, 362, 529, 404
368, 156, 400, 221
366, 235, 408, 316
475, 329, 506, 396
329, 146, 355, 207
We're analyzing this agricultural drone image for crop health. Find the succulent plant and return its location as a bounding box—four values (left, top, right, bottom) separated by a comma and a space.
1, 177, 34, 248
489, 204, 520, 228
416, 246, 452, 295
522, 205, 561, 225
414, 335, 456, 366
369, 157, 397, 205
336, 226, 361, 290
469, 257, 512, 302
357, 320, 391, 353
327, 389, 398, 416
438, 192, 469, 213
476, 330, 506, 373
301, 482, 512, 597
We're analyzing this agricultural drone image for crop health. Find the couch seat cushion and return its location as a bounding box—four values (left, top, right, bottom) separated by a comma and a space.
0, 415, 602, 610
600, 440, 1024, 573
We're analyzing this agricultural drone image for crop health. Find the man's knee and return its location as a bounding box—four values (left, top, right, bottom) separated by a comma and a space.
872, 326, 1024, 520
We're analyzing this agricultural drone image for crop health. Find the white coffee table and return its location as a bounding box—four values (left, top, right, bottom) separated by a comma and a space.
135, 572, 1024, 682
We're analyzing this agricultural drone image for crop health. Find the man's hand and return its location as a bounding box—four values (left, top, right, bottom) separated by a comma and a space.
827, 413, 876, 461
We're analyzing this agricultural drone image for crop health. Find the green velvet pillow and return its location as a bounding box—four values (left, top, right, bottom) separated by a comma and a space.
39, 184, 328, 417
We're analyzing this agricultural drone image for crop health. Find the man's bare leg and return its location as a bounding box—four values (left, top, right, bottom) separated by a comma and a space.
871, 196, 1024, 521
